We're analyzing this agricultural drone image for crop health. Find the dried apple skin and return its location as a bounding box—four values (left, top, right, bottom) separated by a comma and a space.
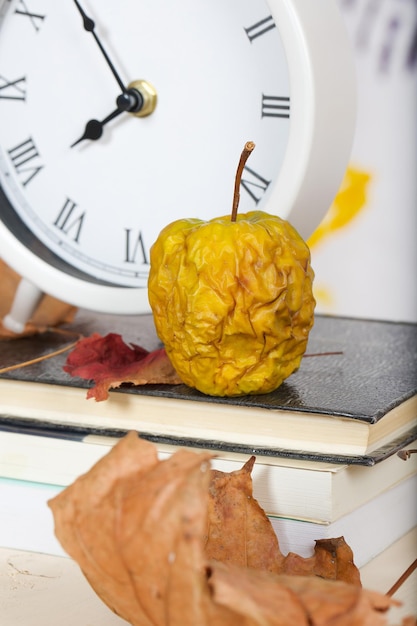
148, 211, 315, 396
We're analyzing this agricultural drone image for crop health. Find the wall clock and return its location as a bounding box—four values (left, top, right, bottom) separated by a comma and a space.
0, 0, 356, 332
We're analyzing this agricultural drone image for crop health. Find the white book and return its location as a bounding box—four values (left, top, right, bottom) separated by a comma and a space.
269, 474, 417, 568
1, 427, 416, 523
0, 470, 415, 569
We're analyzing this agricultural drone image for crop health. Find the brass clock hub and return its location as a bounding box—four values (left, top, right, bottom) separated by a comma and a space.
128, 80, 158, 118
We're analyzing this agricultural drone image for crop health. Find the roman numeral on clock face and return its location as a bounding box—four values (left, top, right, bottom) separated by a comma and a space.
7, 136, 43, 186
124, 228, 148, 265
0, 75, 27, 101
14, 0, 46, 32
240, 166, 271, 204
262, 95, 290, 118
244, 16, 276, 42
53, 198, 85, 243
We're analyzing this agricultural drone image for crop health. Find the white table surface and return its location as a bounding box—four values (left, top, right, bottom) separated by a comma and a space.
1, 528, 416, 626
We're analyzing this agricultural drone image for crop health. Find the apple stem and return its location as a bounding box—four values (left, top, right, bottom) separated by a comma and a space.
231, 141, 255, 222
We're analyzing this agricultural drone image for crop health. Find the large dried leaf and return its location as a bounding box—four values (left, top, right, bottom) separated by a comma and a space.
208, 561, 309, 625
63, 332, 181, 400
49, 432, 160, 623
281, 536, 360, 585
206, 456, 360, 585
49, 434, 401, 626
49, 432, 232, 626
206, 456, 285, 572
116, 446, 213, 625
208, 562, 392, 626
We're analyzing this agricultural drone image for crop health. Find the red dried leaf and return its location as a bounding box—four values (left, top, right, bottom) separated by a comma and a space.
63, 332, 181, 400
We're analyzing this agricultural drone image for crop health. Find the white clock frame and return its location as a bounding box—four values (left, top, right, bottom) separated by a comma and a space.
0, 0, 356, 331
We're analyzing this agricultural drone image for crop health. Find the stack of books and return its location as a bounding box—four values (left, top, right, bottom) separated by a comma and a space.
1, 311, 416, 568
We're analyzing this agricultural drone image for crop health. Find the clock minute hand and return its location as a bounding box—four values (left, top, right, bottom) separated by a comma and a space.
72, 0, 127, 93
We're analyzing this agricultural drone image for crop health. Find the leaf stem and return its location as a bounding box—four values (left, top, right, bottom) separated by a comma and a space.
231, 141, 255, 222
397, 448, 417, 460
386, 558, 417, 597
0, 329, 82, 374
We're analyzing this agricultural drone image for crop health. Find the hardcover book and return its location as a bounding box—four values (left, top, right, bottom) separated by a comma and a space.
0, 310, 416, 465
1, 424, 416, 524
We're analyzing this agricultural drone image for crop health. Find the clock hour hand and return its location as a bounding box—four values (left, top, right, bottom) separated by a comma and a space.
72, 0, 127, 93
71, 108, 122, 147
70, 90, 144, 147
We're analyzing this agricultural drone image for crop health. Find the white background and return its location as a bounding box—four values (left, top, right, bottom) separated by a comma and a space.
311, 0, 417, 323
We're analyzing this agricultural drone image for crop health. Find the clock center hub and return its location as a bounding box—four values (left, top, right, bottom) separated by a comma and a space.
126, 79, 158, 118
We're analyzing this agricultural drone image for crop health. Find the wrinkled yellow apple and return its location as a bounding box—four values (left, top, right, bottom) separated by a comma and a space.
148, 209, 315, 397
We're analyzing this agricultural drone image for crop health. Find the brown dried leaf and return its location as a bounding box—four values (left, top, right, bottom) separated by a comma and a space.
282, 536, 361, 585
0, 259, 77, 339
206, 458, 360, 585
209, 563, 391, 626
206, 456, 285, 573
116, 446, 213, 625
49, 432, 228, 626
48, 433, 160, 624
208, 561, 309, 625
276, 574, 394, 626
49, 434, 400, 626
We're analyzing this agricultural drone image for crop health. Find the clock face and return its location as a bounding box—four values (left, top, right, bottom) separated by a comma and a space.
0, 0, 356, 314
